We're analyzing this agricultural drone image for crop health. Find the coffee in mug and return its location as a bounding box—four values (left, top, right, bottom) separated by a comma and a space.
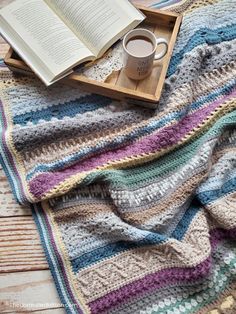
123, 28, 169, 80
126, 36, 154, 57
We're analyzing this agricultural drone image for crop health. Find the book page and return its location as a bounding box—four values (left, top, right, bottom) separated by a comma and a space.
0, 0, 94, 79
45, 0, 144, 56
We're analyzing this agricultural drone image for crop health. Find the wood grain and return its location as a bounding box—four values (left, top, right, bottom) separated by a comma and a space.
0, 38, 9, 60
0, 216, 48, 273
0, 168, 31, 218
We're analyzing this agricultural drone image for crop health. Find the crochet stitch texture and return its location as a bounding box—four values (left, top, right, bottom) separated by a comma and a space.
0, 0, 236, 313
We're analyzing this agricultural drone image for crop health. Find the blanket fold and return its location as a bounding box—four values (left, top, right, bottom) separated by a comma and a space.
0, 0, 236, 313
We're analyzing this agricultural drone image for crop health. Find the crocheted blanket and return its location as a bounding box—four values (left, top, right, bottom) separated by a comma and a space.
0, 0, 236, 313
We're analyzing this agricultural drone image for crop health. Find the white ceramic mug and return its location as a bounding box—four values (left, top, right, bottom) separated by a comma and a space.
123, 28, 168, 80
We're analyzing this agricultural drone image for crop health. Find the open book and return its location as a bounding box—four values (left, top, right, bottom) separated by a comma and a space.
0, 0, 145, 85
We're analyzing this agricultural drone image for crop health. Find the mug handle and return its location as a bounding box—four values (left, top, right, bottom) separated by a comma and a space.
154, 38, 168, 60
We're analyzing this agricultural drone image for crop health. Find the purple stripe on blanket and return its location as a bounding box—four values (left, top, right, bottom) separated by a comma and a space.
88, 227, 236, 314
29, 90, 236, 199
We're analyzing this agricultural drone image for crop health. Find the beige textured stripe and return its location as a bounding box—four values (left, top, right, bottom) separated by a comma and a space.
21, 62, 236, 173
121, 171, 208, 224
185, 0, 220, 14
53, 201, 115, 223
163, 0, 219, 14
73, 210, 212, 302
206, 191, 236, 229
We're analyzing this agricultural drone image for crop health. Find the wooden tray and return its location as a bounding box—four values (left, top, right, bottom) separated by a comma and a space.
4, 6, 182, 108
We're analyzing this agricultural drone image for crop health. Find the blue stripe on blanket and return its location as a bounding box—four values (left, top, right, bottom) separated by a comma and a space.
71, 202, 201, 272
13, 94, 111, 126
197, 176, 236, 205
